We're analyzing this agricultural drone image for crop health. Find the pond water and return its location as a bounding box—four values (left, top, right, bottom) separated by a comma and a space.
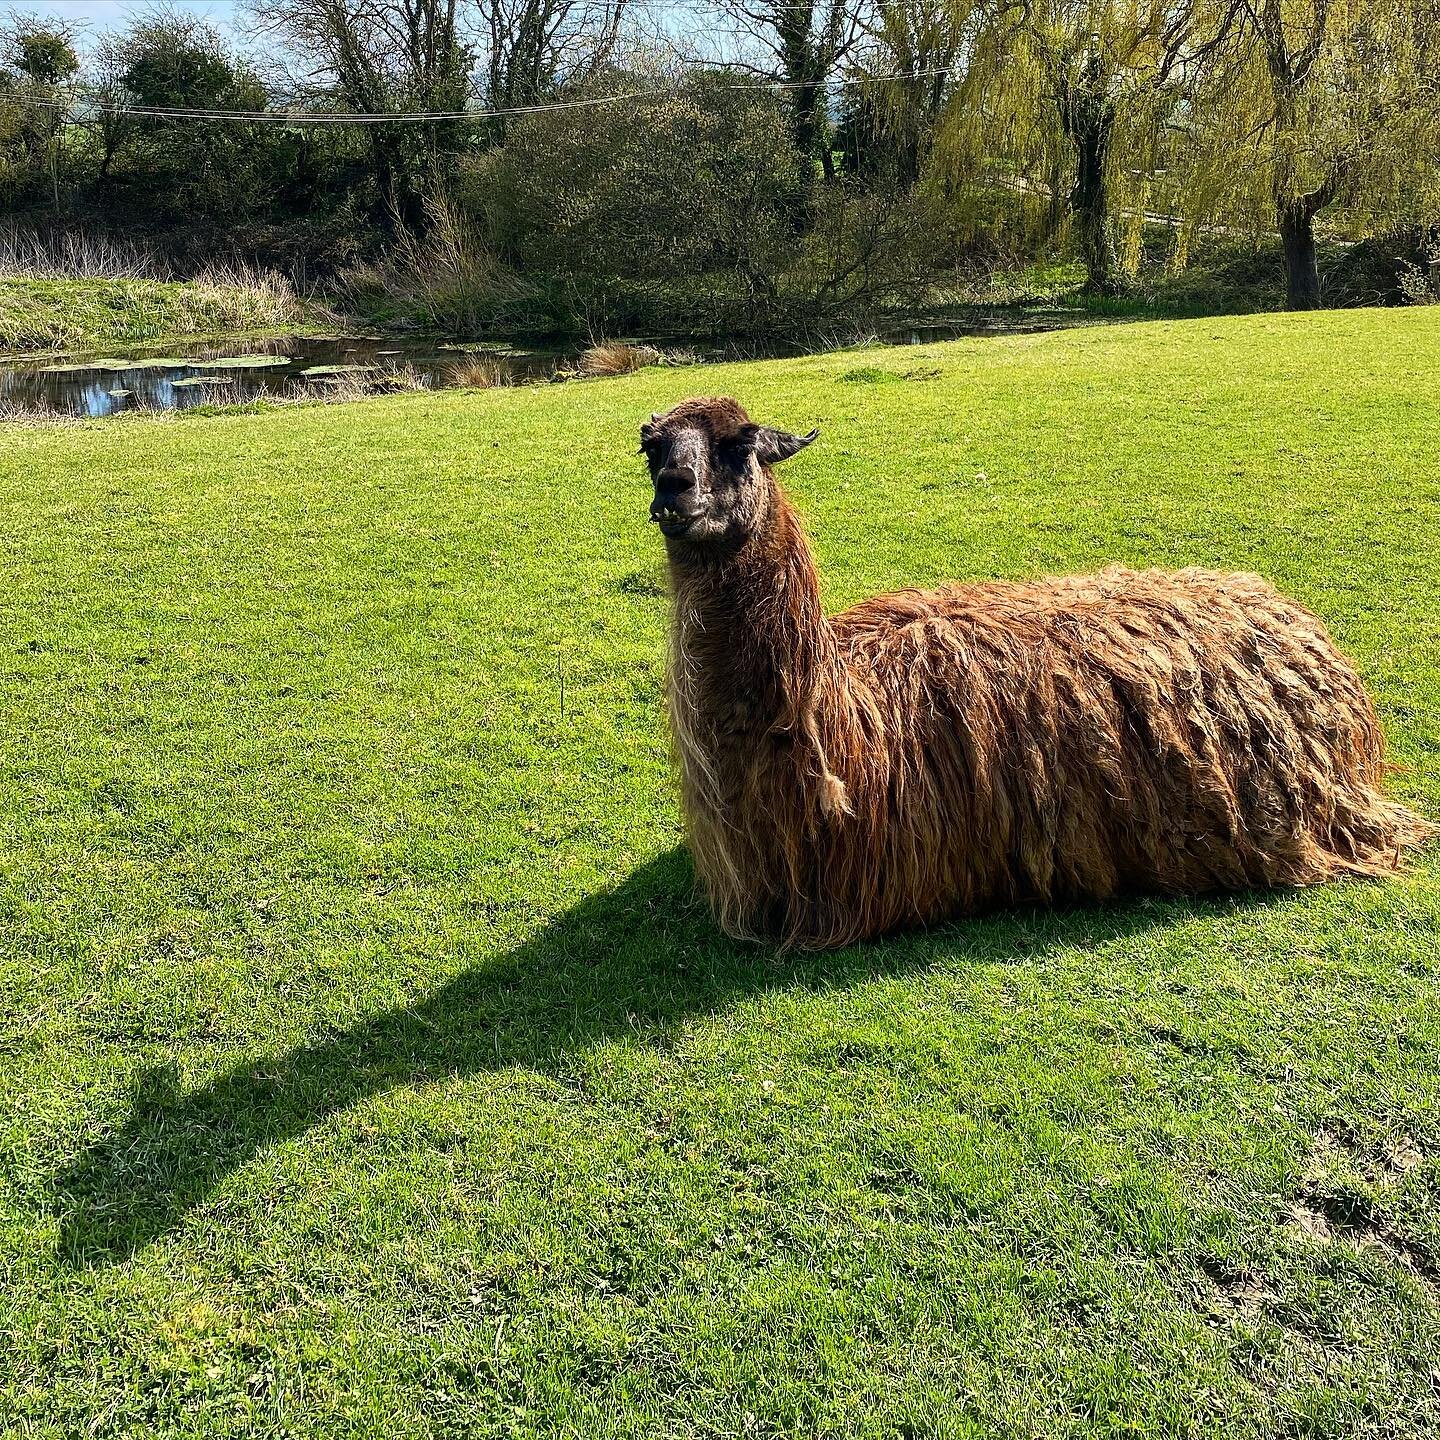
0, 313, 1092, 418
0, 335, 573, 417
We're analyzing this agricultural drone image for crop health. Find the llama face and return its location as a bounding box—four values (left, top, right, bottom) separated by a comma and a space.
641, 397, 818, 552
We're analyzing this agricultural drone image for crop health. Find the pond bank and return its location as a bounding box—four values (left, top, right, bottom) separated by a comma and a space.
0, 274, 322, 353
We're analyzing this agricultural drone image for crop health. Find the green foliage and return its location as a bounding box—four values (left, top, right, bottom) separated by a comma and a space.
2, 309, 1438, 1436
9, 27, 78, 85
120, 24, 255, 109
337, 193, 536, 334
88, 16, 284, 229
0, 21, 79, 212
466, 75, 950, 335
0, 0, 1438, 329
475, 74, 810, 330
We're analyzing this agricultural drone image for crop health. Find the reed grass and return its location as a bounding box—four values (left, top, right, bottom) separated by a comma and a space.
577, 341, 662, 376
449, 356, 516, 388
337, 196, 531, 335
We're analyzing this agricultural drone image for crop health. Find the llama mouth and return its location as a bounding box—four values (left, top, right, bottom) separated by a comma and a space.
652, 510, 706, 537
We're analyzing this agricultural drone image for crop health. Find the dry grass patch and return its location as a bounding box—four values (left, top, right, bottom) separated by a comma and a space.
578, 341, 663, 377
450, 356, 516, 388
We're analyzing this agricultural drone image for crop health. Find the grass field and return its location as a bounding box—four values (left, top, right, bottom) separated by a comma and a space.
1, 309, 1437, 1439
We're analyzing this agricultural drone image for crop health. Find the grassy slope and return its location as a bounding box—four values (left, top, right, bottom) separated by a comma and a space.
0, 276, 312, 354
1, 310, 1437, 1439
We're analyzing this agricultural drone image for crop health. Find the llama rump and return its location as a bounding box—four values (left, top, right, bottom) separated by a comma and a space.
641, 395, 1434, 949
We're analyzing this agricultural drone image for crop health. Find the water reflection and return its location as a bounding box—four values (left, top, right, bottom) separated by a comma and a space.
0, 335, 564, 417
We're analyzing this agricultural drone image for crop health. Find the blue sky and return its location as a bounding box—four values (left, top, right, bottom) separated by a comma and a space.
10, 0, 246, 46
10, 0, 748, 73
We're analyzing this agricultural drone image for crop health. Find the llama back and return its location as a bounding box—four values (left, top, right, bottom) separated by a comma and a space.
812, 565, 1432, 942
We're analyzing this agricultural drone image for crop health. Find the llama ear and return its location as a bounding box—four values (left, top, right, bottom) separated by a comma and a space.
749, 425, 819, 465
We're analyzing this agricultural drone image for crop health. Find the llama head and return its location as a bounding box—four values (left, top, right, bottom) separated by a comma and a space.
640, 396, 818, 550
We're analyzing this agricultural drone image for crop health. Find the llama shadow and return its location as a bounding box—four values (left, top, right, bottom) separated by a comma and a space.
52, 848, 1280, 1267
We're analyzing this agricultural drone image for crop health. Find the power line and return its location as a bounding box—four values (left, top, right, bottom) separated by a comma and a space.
21, 64, 959, 124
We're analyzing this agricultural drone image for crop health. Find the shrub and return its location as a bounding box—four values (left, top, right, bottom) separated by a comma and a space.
472, 73, 808, 335
338, 194, 533, 334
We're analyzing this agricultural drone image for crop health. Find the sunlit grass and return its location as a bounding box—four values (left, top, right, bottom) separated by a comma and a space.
1, 308, 1437, 1439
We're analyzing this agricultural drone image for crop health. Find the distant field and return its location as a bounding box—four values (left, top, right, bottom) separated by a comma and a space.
1, 309, 1437, 1438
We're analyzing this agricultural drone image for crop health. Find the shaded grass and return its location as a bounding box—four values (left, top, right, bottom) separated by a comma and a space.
1, 308, 1438, 1438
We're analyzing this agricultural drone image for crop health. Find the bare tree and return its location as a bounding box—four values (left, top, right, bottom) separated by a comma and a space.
716, 0, 874, 180
480, 0, 632, 114
258, 0, 471, 228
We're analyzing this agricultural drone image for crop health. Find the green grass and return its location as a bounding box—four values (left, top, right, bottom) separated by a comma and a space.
0, 274, 316, 354
2, 309, 1438, 1439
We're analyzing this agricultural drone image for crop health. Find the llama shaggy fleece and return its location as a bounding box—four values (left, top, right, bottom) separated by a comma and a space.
645, 396, 1434, 949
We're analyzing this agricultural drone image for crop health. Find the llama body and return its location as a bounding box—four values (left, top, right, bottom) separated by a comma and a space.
646, 397, 1433, 948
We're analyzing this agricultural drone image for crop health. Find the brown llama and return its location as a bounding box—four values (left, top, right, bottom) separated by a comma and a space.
641, 395, 1434, 950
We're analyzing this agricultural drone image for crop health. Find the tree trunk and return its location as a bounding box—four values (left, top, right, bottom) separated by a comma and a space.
793, 85, 833, 182
1070, 98, 1120, 297
1059, 48, 1122, 299
1277, 194, 1322, 310
371, 127, 427, 235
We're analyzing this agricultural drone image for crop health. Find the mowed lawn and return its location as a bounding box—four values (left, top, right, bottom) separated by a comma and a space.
1, 310, 1437, 1439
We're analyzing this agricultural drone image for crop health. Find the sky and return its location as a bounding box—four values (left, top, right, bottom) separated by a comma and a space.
9, 0, 246, 47
8, 0, 731, 61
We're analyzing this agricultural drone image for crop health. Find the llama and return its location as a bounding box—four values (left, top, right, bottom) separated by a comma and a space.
642, 395, 1433, 949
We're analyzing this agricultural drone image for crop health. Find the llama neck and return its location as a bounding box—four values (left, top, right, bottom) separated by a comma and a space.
665, 483, 853, 814
668, 490, 832, 714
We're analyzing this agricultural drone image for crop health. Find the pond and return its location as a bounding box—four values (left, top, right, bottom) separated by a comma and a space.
0, 313, 1094, 418
0, 335, 573, 417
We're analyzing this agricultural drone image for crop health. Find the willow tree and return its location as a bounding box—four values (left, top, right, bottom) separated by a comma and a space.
1186, 0, 1440, 308
848, 0, 980, 186
928, 0, 1234, 294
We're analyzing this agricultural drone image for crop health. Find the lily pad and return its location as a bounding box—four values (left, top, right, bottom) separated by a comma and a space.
171, 377, 210, 387
300, 364, 378, 378
194, 355, 291, 369
107, 389, 131, 398
35, 357, 137, 373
